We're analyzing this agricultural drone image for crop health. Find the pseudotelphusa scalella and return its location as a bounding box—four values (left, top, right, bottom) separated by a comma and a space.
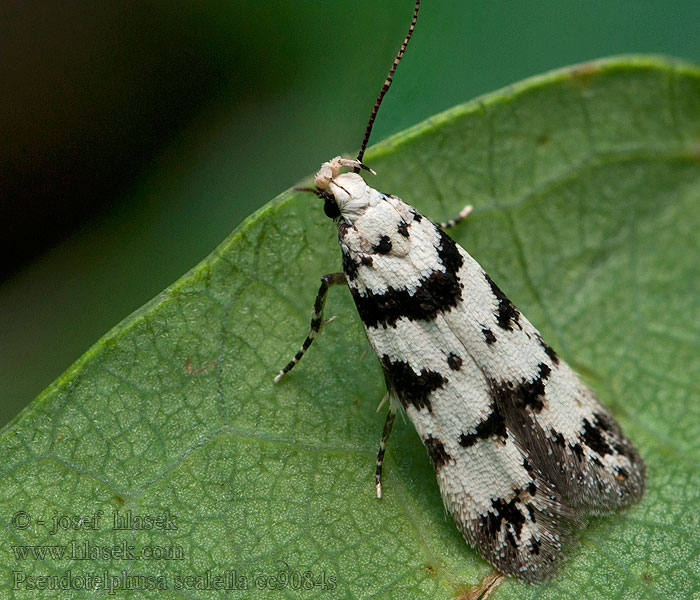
274, 0, 645, 583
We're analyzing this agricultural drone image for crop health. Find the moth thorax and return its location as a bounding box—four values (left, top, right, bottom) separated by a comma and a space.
330, 173, 380, 223
313, 156, 380, 223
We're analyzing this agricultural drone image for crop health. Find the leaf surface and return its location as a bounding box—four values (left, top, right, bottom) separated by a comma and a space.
1, 56, 699, 599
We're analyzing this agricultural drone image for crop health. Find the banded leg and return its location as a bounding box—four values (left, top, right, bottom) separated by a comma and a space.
274, 272, 346, 383
375, 408, 396, 499
438, 204, 472, 229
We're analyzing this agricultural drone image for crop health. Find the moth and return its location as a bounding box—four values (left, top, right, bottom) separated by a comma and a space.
274, 0, 645, 583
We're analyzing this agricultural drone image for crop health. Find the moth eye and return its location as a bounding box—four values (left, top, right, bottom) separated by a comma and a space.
323, 196, 341, 219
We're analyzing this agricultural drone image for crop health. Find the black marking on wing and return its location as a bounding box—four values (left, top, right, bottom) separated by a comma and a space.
351, 270, 462, 328
551, 429, 566, 448
570, 442, 585, 460
446, 352, 462, 371
342, 250, 373, 282
536, 333, 560, 365
397, 221, 409, 237
491, 362, 551, 414
592, 411, 639, 461
581, 415, 614, 457
489, 360, 645, 511
424, 435, 451, 469
466, 469, 583, 583
350, 228, 464, 329
482, 328, 497, 344
515, 402, 646, 512
436, 229, 463, 273
337, 221, 353, 240
341, 249, 358, 280
459, 404, 507, 448
380, 355, 445, 412
374, 235, 392, 254
481, 493, 527, 549
484, 272, 521, 331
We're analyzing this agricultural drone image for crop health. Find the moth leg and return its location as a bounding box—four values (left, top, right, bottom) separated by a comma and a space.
274, 272, 346, 383
376, 392, 390, 413
438, 204, 472, 229
375, 408, 396, 499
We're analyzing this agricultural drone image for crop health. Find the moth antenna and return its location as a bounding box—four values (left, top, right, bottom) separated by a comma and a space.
355, 0, 421, 167
329, 178, 352, 198
296, 181, 353, 201
294, 186, 328, 199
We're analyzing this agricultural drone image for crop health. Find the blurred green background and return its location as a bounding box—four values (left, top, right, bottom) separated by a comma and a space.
2, 0, 700, 428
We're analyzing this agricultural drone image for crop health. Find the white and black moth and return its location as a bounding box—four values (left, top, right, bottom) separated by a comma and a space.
274, 0, 645, 583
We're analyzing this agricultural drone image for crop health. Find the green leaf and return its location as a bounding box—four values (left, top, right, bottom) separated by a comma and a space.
1, 56, 699, 599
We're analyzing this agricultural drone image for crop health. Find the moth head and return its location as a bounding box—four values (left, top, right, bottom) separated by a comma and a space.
296, 156, 378, 222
